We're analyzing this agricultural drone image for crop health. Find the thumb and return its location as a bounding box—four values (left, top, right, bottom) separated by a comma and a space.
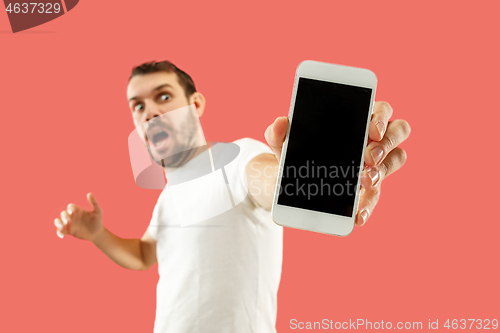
87, 193, 101, 213
265, 116, 288, 162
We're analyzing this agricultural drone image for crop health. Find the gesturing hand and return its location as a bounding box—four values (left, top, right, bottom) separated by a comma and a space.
54, 193, 104, 241
265, 101, 411, 227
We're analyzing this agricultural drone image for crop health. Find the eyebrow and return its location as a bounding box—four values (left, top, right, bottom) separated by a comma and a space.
128, 84, 174, 102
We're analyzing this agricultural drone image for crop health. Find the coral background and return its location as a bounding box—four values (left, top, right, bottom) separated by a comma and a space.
1, 1, 498, 331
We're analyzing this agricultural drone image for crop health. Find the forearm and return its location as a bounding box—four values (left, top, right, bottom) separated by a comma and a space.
91, 227, 151, 271
246, 153, 279, 211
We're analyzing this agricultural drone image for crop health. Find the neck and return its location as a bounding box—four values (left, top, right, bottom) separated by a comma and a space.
162, 144, 209, 177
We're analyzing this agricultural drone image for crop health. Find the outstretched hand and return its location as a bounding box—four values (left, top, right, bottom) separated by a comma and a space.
54, 193, 104, 241
264, 101, 411, 227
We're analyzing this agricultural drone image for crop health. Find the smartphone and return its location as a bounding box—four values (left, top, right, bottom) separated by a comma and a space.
271, 60, 377, 236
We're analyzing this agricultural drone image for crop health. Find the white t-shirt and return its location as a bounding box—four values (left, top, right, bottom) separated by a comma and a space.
148, 138, 283, 333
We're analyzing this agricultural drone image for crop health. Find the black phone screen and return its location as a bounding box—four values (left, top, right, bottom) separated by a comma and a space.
277, 77, 373, 217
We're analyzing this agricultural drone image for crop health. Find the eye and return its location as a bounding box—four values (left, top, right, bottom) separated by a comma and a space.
159, 93, 170, 101
134, 104, 144, 112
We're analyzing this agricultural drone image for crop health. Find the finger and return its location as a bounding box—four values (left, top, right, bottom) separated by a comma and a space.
355, 185, 381, 226
365, 119, 411, 166
369, 101, 393, 142
60, 210, 71, 226
67, 203, 78, 216
264, 116, 288, 162
87, 193, 101, 213
360, 165, 381, 189
359, 146, 407, 189
377, 147, 407, 180
54, 218, 64, 230
54, 218, 65, 238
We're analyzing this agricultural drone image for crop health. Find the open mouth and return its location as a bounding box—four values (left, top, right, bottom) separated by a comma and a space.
148, 128, 169, 149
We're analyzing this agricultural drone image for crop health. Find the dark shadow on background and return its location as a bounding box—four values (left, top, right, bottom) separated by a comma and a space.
0, 31, 56, 33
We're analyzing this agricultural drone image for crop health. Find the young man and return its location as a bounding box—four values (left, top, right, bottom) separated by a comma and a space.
54, 61, 410, 333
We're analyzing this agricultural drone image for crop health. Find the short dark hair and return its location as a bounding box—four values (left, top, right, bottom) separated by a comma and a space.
129, 60, 196, 99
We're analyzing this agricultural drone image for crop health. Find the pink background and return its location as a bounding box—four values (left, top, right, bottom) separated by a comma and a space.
1, 1, 499, 332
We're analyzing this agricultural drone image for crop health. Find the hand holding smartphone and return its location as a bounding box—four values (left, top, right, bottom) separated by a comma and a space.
271, 60, 377, 236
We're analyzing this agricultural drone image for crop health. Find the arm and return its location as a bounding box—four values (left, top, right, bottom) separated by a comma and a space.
92, 228, 157, 271
244, 116, 290, 211
54, 193, 157, 271
245, 153, 278, 211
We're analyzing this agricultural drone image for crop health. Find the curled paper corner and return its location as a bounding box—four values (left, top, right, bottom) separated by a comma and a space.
128, 127, 166, 189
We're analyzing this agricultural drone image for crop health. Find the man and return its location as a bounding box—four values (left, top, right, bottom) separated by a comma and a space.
54, 61, 410, 332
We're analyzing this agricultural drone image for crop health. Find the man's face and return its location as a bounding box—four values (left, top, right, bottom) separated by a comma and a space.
127, 72, 204, 167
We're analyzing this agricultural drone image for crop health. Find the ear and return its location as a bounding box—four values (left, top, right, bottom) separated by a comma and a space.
189, 92, 206, 118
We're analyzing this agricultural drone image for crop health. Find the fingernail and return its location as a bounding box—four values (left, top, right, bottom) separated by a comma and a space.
370, 146, 383, 165
367, 167, 380, 187
360, 210, 368, 226
68, 208, 73, 215
54, 218, 63, 230
61, 216, 68, 225
57, 230, 64, 239
376, 121, 385, 137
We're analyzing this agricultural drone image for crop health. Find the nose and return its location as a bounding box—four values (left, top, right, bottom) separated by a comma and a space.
145, 102, 162, 122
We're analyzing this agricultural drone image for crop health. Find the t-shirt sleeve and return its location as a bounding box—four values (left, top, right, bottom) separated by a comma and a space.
147, 194, 163, 241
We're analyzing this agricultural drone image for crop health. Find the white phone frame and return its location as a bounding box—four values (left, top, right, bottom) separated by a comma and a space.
271, 60, 377, 236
